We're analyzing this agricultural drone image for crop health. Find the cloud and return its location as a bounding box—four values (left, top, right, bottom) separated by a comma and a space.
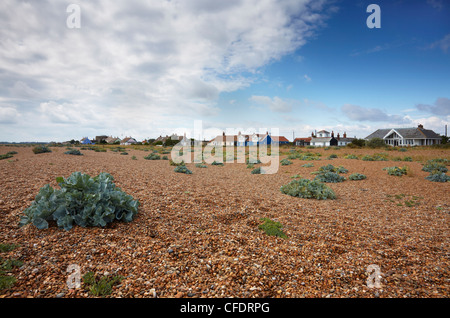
250, 96, 293, 113
0, 105, 21, 124
341, 104, 411, 124
303, 74, 312, 82
0, 0, 331, 141
428, 34, 450, 53
427, 0, 444, 10
416, 97, 450, 116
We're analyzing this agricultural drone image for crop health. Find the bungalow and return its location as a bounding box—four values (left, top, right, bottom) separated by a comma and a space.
365, 124, 441, 146
335, 132, 355, 147
121, 137, 138, 145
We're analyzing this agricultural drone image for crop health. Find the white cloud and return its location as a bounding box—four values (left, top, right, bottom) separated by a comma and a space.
0, 0, 331, 141
250, 96, 293, 113
304, 74, 312, 82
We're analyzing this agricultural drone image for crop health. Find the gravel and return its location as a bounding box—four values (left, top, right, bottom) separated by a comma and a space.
0, 145, 448, 298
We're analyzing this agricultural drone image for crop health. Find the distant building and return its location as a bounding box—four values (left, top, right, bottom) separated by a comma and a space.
120, 137, 138, 145
80, 137, 93, 145
365, 124, 441, 146
293, 137, 311, 146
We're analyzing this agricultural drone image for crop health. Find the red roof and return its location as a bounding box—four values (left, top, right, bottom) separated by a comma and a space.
294, 137, 311, 142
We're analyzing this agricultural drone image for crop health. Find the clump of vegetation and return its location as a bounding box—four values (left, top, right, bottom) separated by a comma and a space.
247, 163, 254, 169
174, 165, 192, 174
0, 243, 22, 290
366, 137, 386, 148
301, 163, 314, 168
425, 172, 450, 182
18, 172, 139, 231
383, 166, 408, 176
280, 158, 292, 166
247, 158, 261, 164
280, 178, 336, 200
398, 148, 408, 152
162, 155, 168, 160
195, 163, 207, 168
348, 173, 367, 180
251, 167, 263, 174
344, 154, 358, 159
362, 153, 388, 161
64, 149, 83, 156
314, 171, 346, 183
0, 153, 14, 160
82, 271, 124, 297
144, 153, 160, 160
317, 164, 348, 174
327, 154, 338, 159
385, 194, 423, 207
169, 159, 185, 166
131, 156, 137, 160
211, 161, 224, 166
422, 162, 448, 174
32, 145, 52, 154
258, 218, 288, 239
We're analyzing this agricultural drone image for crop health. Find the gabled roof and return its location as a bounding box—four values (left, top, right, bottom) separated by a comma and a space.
366, 127, 441, 140
294, 137, 312, 142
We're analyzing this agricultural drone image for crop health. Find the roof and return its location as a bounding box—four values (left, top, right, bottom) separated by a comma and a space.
294, 137, 312, 142
366, 127, 441, 140
317, 130, 329, 133
270, 136, 290, 142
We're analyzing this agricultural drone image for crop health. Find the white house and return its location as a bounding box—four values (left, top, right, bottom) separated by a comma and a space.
120, 137, 138, 145
365, 124, 441, 146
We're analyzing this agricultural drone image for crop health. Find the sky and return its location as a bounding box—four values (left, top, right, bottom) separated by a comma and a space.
0, 0, 449, 142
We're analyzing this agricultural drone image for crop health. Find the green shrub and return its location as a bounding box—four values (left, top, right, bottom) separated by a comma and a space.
366, 137, 386, 148
169, 159, 185, 166
349, 173, 367, 180
247, 163, 254, 169
258, 218, 288, 239
174, 165, 192, 174
344, 154, 358, 159
64, 149, 83, 156
120, 152, 128, 155
317, 164, 347, 174
422, 162, 448, 174
247, 158, 261, 164
398, 148, 407, 152
0, 243, 22, 290
301, 163, 314, 168
280, 178, 336, 200
162, 155, 168, 160
251, 167, 262, 174
195, 163, 207, 168
82, 271, 124, 296
425, 172, 450, 182
18, 172, 139, 231
280, 158, 292, 166
0, 153, 13, 160
32, 145, 51, 154
211, 161, 224, 166
383, 166, 408, 176
144, 153, 160, 160
327, 154, 338, 159
314, 171, 346, 183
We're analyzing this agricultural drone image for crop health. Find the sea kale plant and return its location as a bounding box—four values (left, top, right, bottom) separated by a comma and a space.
19, 172, 139, 231
280, 178, 336, 200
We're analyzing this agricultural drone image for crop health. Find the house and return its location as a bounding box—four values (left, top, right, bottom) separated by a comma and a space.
95, 135, 108, 143
310, 130, 337, 147
293, 137, 311, 146
335, 132, 355, 147
261, 135, 290, 145
105, 136, 121, 144
365, 124, 441, 146
120, 137, 138, 145
80, 137, 93, 145
210, 132, 238, 146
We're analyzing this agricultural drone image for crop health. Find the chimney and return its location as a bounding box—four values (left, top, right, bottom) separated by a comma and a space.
418, 124, 423, 129
343, 132, 347, 138
337, 133, 340, 140
331, 131, 334, 137
223, 131, 225, 136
